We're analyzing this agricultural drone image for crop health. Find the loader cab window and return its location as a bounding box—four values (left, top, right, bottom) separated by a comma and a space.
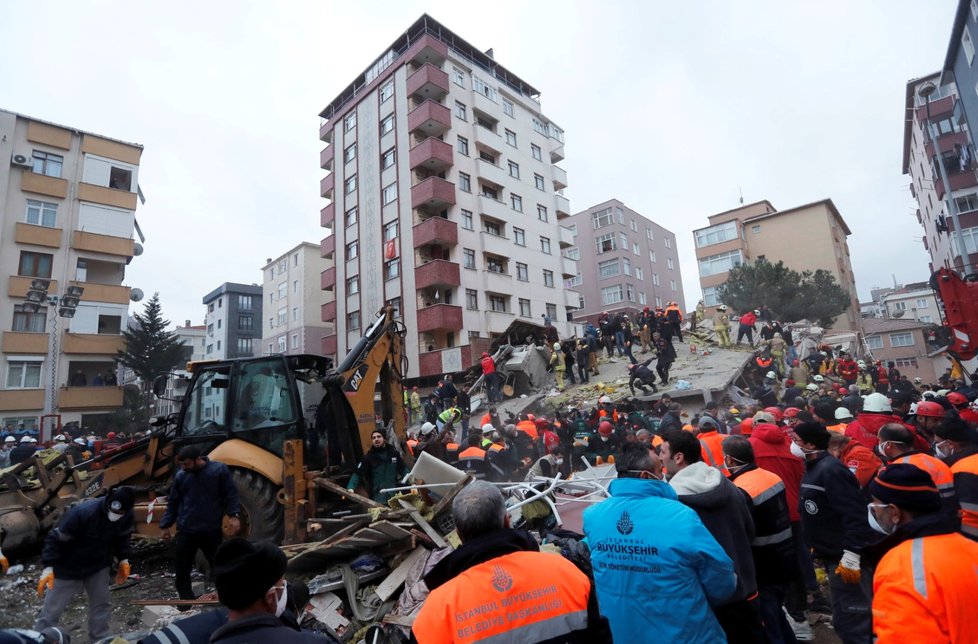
183, 367, 231, 436
232, 358, 298, 455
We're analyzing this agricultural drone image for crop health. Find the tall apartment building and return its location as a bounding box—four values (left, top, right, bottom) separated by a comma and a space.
318, 15, 577, 379
693, 199, 861, 332
0, 110, 143, 437
155, 320, 206, 418
861, 281, 940, 323
261, 242, 334, 356
202, 282, 263, 360
566, 199, 685, 324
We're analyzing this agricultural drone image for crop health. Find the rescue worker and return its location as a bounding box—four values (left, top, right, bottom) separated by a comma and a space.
695, 417, 729, 475
934, 416, 978, 467
35, 487, 135, 641
479, 352, 499, 403
713, 305, 731, 349
9, 435, 36, 465
409, 387, 422, 424
584, 442, 735, 643
550, 341, 566, 391
0, 435, 15, 467
412, 481, 610, 642
827, 434, 882, 489
866, 464, 978, 642
665, 301, 684, 342
876, 424, 958, 519
736, 309, 758, 347
845, 392, 908, 451
653, 331, 676, 383
347, 430, 408, 503
855, 364, 874, 395
436, 405, 461, 431
627, 358, 657, 396
828, 406, 853, 433
590, 420, 619, 463
455, 434, 486, 480
947, 420, 978, 540
691, 300, 705, 334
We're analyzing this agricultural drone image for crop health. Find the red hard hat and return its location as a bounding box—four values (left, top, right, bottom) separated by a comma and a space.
783, 407, 801, 419
739, 418, 754, 436
598, 421, 614, 436
838, 387, 848, 395
482, 352, 489, 358
915, 401, 946, 418
535, 418, 550, 429
107, 432, 116, 439
763, 407, 783, 423
946, 392, 968, 407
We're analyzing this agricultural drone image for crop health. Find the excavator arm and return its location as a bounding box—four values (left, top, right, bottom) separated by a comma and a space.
930, 268, 978, 362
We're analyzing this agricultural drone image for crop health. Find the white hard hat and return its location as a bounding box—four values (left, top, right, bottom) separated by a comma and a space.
482, 423, 496, 435
765, 371, 776, 379
420, 422, 436, 436
599, 395, 611, 404
4, 436, 15, 443
857, 361, 866, 368
73, 438, 86, 446
54, 434, 66, 442
862, 392, 892, 413
908, 402, 918, 416
718, 305, 728, 311
806, 383, 818, 391
834, 407, 853, 420
20, 436, 32, 444
813, 375, 824, 383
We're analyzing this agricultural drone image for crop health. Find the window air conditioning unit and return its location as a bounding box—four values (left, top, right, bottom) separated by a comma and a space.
11, 153, 33, 168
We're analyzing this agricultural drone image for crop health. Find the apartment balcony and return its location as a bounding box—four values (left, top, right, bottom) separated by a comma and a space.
472, 124, 502, 155
558, 225, 575, 248
550, 142, 565, 163
321, 203, 335, 229
72, 231, 134, 258
417, 303, 463, 333
2, 332, 48, 354
411, 176, 456, 211
552, 165, 568, 191
78, 183, 137, 210
321, 267, 336, 291
320, 173, 335, 200
915, 95, 954, 122
21, 172, 68, 200
483, 269, 512, 294
418, 344, 472, 378
935, 170, 978, 201
407, 35, 448, 68
321, 334, 337, 356
409, 137, 453, 173
0, 389, 44, 412
480, 231, 511, 257
59, 386, 123, 410
475, 158, 509, 188
555, 194, 571, 219
415, 259, 460, 290
320, 146, 333, 171
924, 130, 970, 160
563, 289, 580, 308
72, 281, 131, 305
407, 63, 449, 101
62, 333, 125, 355
413, 216, 458, 248
8, 276, 59, 298
485, 309, 515, 333
321, 300, 337, 322
15, 222, 62, 249
407, 100, 451, 138
320, 234, 335, 259
561, 256, 578, 278
478, 194, 510, 221
320, 120, 333, 144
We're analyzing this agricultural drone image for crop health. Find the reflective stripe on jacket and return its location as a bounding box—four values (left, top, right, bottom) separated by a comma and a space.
730, 465, 798, 585
893, 452, 959, 518
951, 454, 978, 540
697, 430, 730, 476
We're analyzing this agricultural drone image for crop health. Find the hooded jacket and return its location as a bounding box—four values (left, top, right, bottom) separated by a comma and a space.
347, 444, 408, 503
159, 458, 240, 534
41, 497, 133, 579
670, 462, 757, 603
750, 422, 803, 521
844, 412, 907, 450
584, 477, 735, 644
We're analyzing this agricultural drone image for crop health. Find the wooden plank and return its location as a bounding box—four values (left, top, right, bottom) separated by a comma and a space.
131, 599, 221, 606
369, 520, 415, 540
429, 474, 473, 518
398, 500, 447, 548
382, 614, 416, 627
374, 546, 426, 602
314, 477, 385, 509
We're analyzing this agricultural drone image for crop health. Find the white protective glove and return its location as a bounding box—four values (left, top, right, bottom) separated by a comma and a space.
836, 549, 861, 584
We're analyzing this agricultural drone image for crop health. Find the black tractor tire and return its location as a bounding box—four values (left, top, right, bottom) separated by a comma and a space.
231, 468, 284, 544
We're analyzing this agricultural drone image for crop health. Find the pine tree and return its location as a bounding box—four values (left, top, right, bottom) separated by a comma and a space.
117, 292, 185, 392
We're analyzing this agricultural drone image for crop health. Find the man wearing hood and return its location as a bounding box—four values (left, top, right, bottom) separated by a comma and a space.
845, 393, 912, 451
657, 402, 683, 434
584, 443, 735, 643
662, 431, 763, 643
347, 430, 408, 503
35, 486, 135, 641
413, 481, 609, 643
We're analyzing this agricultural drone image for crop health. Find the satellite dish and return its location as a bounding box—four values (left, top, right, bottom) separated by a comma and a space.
130, 288, 144, 302
891, 309, 905, 318
133, 242, 144, 256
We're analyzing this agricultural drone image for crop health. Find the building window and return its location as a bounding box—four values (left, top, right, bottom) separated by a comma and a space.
503, 98, 515, 117
277, 307, 287, 325
664, 236, 672, 249
384, 258, 400, 280
380, 114, 394, 136
694, 221, 737, 247
384, 220, 399, 241
652, 273, 661, 286
238, 338, 253, 354
601, 285, 624, 305
511, 194, 523, 212
455, 101, 467, 121
290, 333, 299, 350
207, 344, 213, 355
459, 172, 471, 192
649, 250, 656, 263
915, 298, 929, 309
895, 357, 918, 368
291, 307, 299, 322
889, 332, 914, 347
698, 249, 743, 277
598, 259, 620, 279
452, 67, 465, 86
620, 233, 629, 250
965, 25, 976, 65
379, 80, 394, 102
347, 311, 360, 331
647, 227, 654, 240
592, 207, 614, 229
489, 295, 506, 312
382, 182, 397, 205
381, 147, 396, 169
344, 174, 357, 194
25, 200, 57, 227
463, 248, 476, 269
540, 236, 551, 254
866, 335, 883, 350
345, 206, 358, 227
387, 297, 402, 318
702, 286, 721, 307
466, 289, 478, 310
479, 149, 497, 164
670, 279, 677, 292
461, 210, 474, 230
567, 273, 583, 287
344, 142, 357, 164
345, 240, 358, 260
18, 251, 53, 278
537, 205, 548, 221
595, 233, 617, 254
486, 255, 505, 273
623, 258, 631, 276
626, 283, 635, 301
456, 136, 469, 155
505, 129, 517, 147
519, 298, 531, 317
565, 247, 580, 260
238, 315, 253, 330
484, 219, 502, 236
667, 257, 674, 270
473, 76, 497, 101
344, 112, 357, 132
32, 151, 63, 178
6, 359, 42, 388
531, 144, 542, 161
346, 276, 359, 295
534, 173, 545, 191
481, 184, 499, 200
630, 219, 638, 232
543, 269, 554, 287
919, 315, 933, 323
513, 227, 525, 246
508, 160, 520, 178
12, 304, 46, 332
516, 262, 529, 281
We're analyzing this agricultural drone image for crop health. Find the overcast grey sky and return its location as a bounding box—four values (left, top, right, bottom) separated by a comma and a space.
0, 0, 956, 328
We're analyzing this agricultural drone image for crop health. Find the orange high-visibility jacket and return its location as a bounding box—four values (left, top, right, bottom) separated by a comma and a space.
872, 532, 978, 643
698, 430, 730, 476
951, 453, 978, 540
893, 453, 958, 516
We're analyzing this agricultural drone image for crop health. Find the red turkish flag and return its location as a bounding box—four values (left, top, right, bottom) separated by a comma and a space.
385, 239, 397, 259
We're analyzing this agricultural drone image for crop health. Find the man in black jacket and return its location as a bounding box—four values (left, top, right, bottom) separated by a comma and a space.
35, 487, 135, 641
160, 447, 241, 601
628, 358, 658, 396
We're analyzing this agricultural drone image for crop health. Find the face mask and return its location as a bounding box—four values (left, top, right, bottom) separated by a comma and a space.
107, 511, 124, 522
600, 436, 609, 442
876, 441, 891, 459
789, 442, 807, 459
273, 583, 288, 618
867, 503, 894, 535
934, 441, 952, 459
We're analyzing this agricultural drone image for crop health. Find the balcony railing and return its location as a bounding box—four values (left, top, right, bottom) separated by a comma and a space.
413, 216, 458, 247
320, 173, 335, 200
415, 259, 460, 290
321, 267, 336, 291
406, 63, 449, 100
409, 137, 453, 172
407, 100, 451, 138
417, 303, 463, 333
321, 235, 335, 259
321, 203, 335, 229
411, 176, 456, 210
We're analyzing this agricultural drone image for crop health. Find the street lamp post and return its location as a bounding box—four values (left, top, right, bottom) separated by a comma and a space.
918, 81, 970, 272
22, 279, 84, 442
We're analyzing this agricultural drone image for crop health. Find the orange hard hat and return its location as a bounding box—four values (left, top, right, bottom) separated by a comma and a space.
739, 418, 754, 436
598, 421, 614, 436
915, 401, 945, 418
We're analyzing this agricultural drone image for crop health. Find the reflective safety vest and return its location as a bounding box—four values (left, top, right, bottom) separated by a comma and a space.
516, 420, 538, 440
893, 452, 958, 517
443, 442, 460, 466
697, 430, 729, 477
412, 550, 591, 644
872, 532, 978, 642
406, 439, 418, 458
439, 407, 461, 425
951, 453, 978, 540
457, 446, 487, 479
731, 466, 797, 585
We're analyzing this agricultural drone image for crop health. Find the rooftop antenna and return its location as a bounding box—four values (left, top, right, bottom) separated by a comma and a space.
738, 187, 744, 205
892, 274, 898, 288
